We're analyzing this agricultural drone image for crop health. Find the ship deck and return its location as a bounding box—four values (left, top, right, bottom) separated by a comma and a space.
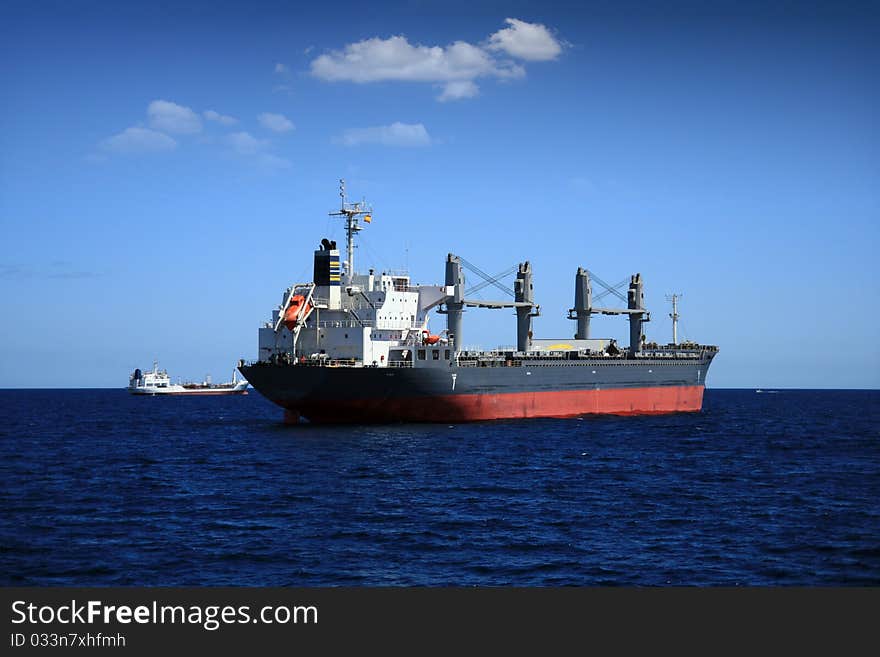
249, 344, 719, 370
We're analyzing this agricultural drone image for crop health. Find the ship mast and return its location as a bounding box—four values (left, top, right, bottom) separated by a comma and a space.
666, 293, 682, 345
329, 179, 372, 284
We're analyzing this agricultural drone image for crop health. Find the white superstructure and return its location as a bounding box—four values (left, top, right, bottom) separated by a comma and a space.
257, 180, 450, 367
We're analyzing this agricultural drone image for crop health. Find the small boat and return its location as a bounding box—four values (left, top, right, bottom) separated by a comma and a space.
128, 361, 249, 395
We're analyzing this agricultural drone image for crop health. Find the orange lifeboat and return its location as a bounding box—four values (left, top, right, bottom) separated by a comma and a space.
283, 295, 312, 331
422, 329, 441, 345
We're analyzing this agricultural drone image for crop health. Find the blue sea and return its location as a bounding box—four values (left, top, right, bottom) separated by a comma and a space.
1, 389, 878, 586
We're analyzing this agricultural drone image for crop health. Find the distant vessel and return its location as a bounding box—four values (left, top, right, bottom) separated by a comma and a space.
128, 361, 248, 395
240, 181, 717, 423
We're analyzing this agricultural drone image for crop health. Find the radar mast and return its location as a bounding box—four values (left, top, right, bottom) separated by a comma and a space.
329, 179, 372, 283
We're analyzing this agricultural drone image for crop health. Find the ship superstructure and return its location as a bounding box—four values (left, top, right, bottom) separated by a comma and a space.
241, 182, 717, 423
256, 182, 449, 370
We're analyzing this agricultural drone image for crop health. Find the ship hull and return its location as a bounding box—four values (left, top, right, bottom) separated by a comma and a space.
129, 389, 248, 396
241, 356, 713, 423
279, 385, 703, 423
128, 384, 249, 396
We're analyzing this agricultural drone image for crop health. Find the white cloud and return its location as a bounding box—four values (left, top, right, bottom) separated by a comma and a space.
311, 36, 518, 82
487, 18, 563, 61
309, 18, 560, 101
223, 132, 292, 170
225, 131, 269, 155
274, 62, 289, 74
334, 122, 431, 147
203, 109, 238, 125
438, 80, 479, 102
311, 34, 523, 101
100, 127, 177, 154
258, 112, 295, 133
147, 100, 202, 134
95, 101, 291, 169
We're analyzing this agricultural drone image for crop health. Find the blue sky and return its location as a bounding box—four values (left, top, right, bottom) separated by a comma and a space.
1, 0, 877, 388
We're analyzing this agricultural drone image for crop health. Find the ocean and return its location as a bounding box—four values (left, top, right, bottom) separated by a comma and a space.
1, 389, 878, 586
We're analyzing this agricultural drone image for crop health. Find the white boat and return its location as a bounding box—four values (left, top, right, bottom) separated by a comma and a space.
128, 361, 249, 395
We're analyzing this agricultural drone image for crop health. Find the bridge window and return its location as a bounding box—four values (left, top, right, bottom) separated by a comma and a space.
417, 349, 426, 360
433, 350, 440, 360
444, 349, 450, 360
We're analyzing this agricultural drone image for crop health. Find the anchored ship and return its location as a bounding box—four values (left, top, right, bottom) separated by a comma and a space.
129, 361, 249, 395
240, 181, 717, 423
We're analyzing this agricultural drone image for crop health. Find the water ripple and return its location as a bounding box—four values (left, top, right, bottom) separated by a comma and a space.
0, 388, 878, 585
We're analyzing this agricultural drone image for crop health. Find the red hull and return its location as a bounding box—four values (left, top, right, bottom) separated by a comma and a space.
282, 385, 704, 424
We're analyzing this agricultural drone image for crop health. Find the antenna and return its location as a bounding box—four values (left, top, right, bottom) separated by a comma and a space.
329, 179, 373, 283
666, 293, 682, 345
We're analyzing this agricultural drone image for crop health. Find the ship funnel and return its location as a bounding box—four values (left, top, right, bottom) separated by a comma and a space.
514, 261, 535, 352
628, 273, 646, 355
570, 266, 592, 339
314, 239, 342, 309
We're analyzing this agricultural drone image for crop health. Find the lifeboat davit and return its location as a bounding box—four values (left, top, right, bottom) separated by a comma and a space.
422, 329, 441, 345
284, 295, 312, 331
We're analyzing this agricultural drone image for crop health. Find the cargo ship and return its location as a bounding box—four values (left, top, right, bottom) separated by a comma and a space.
240, 181, 717, 423
129, 361, 249, 395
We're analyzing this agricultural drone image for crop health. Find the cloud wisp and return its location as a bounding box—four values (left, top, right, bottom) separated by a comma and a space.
258, 112, 295, 133
93, 101, 290, 172
224, 131, 291, 170
100, 127, 177, 154
334, 122, 431, 148
310, 18, 563, 101
437, 80, 479, 102
226, 131, 269, 155
148, 100, 203, 134
273, 61, 294, 95
204, 109, 238, 125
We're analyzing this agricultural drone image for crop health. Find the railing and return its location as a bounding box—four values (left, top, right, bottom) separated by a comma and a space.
455, 358, 523, 368
314, 319, 426, 329
315, 319, 367, 329
296, 358, 360, 368
245, 349, 713, 370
